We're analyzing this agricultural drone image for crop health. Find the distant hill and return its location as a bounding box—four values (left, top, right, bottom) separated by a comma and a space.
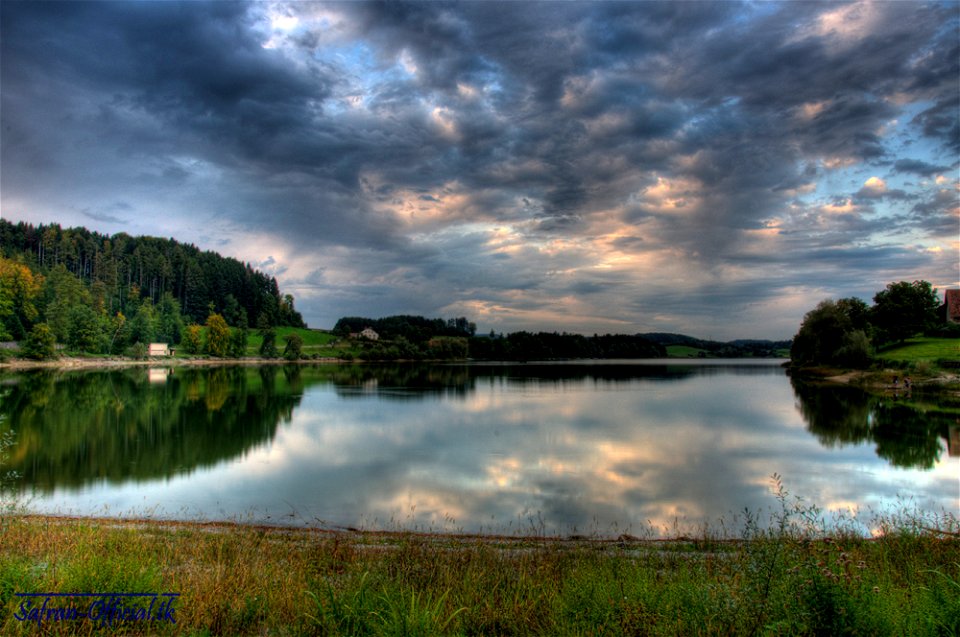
641, 333, 791, 358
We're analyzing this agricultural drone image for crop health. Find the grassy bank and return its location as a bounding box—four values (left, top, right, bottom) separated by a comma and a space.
2, 491, 958, 635
875, 336, 960, 367
791, 336, 960, 390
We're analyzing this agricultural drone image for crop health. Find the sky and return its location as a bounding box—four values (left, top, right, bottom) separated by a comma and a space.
1, 1, 957, 340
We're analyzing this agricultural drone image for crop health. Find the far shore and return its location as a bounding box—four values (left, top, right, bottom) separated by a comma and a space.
0, 355, 348, 371
0, 354, 787, 372
3, 355, 959, 400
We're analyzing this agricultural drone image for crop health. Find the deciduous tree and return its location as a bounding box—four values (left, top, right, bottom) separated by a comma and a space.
182, 324, 203, 355
204, 313, 230, 357
22, 323, 57, 360
790, 299, 872, 368
871, 280, 940, 345
0, 257, 44, 340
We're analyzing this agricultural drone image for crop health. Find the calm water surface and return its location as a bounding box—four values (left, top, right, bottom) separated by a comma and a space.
1, 361, 957, 536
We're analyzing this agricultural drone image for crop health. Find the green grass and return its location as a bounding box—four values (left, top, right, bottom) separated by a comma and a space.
168, 327, 349, 360
876, 337, 960, 363
2, 480, 958, 636
244, 327, 341, 357
666, 345, 708, 358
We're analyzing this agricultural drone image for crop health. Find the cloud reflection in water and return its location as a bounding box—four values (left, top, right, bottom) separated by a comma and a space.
18, 363, 958, 537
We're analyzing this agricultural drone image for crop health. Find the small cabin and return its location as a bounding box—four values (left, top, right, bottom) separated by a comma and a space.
148, 343, 172, 357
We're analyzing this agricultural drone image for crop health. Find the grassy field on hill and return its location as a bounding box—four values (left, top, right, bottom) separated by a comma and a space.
665, 344, 708, 358
875, 337, 960, 364
244, 327, 342, 357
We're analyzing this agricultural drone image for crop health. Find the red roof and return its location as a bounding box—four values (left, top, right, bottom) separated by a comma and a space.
945, 289, 960, 322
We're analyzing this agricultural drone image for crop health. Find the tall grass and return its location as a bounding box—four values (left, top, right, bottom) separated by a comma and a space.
0, 422, 22, 527
1, 486, 958, 636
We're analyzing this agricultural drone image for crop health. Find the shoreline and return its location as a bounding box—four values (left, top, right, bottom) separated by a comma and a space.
0, 355, 347, 371
788, 365, 960, 393
5, 512, 714, 546
14, 511, 957, 545
0, 355, 789, 372
5, 355, 958, 384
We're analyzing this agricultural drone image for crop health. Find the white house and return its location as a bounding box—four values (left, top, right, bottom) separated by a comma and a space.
359, 328, 379, 341
148, 343, 171, 356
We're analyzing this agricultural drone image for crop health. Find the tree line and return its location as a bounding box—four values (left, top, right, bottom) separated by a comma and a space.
468, 331, 666, 360
0, 220, 305, 358
790, 280, 952, 368
334, 315, 667, 360
334, 315, 477, 341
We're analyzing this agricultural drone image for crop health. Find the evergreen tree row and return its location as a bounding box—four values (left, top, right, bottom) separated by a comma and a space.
0, 220, 305, 354
0, 219, 304, 335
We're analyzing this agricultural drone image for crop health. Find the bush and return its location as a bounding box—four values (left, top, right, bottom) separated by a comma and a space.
259, 329, 278, 358
834, 330, 872, 369
283, 333, 303, 361
127, 342, 148, 360
228, 328, 248, 358
21, 323, 57, 360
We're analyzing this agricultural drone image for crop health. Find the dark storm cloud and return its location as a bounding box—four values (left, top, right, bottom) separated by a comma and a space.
3, 2, 329, 151
894, 159, 953, 177
2, 1, 957, 337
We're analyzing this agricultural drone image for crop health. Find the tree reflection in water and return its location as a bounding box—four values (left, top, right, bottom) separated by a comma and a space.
0, 366, 303, 490
790, 376, 958, 470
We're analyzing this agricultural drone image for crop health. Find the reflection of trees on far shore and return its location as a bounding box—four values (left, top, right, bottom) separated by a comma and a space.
790, 376, 956, 470
0, 366, 304, 490
325, 362, 783, 400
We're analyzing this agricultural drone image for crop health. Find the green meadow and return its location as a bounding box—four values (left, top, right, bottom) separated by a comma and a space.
875, 337, 960, 365
243, 327, 343, 358
664, 345, 708, 358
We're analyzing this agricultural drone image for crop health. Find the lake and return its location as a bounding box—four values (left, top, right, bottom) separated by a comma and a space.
1, 361, 957, 537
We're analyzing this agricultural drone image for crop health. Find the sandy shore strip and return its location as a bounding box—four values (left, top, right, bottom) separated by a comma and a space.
0, 356, 347, 371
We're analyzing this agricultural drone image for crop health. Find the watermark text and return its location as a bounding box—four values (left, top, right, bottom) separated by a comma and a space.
14, 592, 179, 628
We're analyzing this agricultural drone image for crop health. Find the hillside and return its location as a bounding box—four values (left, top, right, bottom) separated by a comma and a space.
0, 219, 304, 335
642, 333, 792, 358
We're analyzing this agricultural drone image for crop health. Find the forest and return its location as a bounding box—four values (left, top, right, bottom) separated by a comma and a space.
0, 220, 304, 356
